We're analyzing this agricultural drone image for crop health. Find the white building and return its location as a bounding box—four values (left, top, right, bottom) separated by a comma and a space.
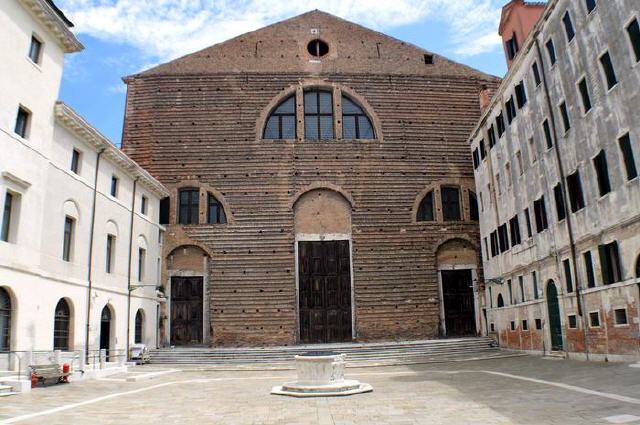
0, 0, 169, 368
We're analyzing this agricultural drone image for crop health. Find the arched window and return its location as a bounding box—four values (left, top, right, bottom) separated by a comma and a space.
0, 288, 11, 351
304, 89, 334, 140
53, 299, 71, 351
497, 293, 505, 308
342, 95, 374, 139
636, 254, 640, 278
178, 188, 199, 224
469, 191, 479, 221
417, 191, 434, 222
263, 95, 296, 139
134, 309, 144, 344
100, 305, 112, 360
207, 194, 226, 224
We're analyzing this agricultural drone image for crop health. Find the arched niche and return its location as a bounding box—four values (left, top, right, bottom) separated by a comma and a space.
167, 245, 209, 273
436, 238, 477, 267
294, 188, 352, 236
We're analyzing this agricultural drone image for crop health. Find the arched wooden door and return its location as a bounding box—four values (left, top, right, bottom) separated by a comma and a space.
546, 281, 563, 351
53, 299, 71, 351
0, 288, 11, 351
100, 306, 112, 360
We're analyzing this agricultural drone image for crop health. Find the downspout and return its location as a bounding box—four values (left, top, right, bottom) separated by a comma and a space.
85, 148, 105, 364
126, 178, 139, 360
534, 38, 590, 360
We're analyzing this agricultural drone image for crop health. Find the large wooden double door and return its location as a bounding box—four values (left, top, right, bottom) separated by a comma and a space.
170, 277, 203, 346
441, 270, 476, 336
298, 240, 352, 344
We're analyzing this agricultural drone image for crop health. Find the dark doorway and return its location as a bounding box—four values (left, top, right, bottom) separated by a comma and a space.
0, 288, 11, 351
298, 240, 352, 344
441, 269, 476, 336
546, 281, 563, 351
100, 306, 111, 360
170, 277, 203, 346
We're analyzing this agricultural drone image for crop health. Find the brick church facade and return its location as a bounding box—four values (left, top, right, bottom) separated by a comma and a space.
121, 11, 500, 346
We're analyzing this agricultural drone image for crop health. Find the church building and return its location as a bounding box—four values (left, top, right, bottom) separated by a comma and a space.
121, 11, 500, 346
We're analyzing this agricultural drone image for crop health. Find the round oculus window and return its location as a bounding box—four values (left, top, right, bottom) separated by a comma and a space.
307, 39, 329, 57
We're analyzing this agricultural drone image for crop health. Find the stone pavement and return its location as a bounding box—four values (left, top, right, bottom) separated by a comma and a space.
1, 356, 639, 424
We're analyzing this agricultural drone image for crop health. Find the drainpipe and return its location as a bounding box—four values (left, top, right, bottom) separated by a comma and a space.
534, 39, 590, 360
126, 178, 138, 360
85, 149, 105, 363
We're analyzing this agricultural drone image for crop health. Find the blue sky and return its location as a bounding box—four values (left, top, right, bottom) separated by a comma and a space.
56, 0, 509, 145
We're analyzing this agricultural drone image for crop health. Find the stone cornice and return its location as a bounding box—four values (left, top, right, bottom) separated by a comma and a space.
19, 0, 84, 53
54, 101, 170, 198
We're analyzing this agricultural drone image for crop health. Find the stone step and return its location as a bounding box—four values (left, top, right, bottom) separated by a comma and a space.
0, 385, 16, 397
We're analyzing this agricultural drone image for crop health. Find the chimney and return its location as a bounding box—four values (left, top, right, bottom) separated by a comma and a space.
499, 1, 546, 69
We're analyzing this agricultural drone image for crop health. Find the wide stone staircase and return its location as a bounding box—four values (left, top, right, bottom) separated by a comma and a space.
150, 337, 517, 368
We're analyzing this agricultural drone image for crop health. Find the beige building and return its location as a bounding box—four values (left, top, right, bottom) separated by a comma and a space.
470, 0, 640, 361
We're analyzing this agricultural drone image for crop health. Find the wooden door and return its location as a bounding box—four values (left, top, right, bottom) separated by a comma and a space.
441, 270, 476, 336
299, 240, 352, 343
171, 277, 203, 346
546, 281, 563, 351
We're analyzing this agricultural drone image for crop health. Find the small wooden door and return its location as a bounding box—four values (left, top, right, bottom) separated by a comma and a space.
100, 306, 111, 361
546, 281, 563, 351
299, 240, 352, 344
441, 270, 476, 336
170, 277, 203, 346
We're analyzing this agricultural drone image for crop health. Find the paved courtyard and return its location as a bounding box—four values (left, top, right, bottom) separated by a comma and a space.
1, 356, 639, 424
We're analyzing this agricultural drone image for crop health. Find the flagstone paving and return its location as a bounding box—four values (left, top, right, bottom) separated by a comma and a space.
1, 356, 639, 424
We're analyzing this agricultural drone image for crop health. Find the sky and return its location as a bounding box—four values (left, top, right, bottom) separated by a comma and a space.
56, 0, 510, 145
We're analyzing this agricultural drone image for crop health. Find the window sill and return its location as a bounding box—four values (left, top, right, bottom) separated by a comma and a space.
613, 324, 629, 328
26, 57, 42, 72
606, 83, 619, 94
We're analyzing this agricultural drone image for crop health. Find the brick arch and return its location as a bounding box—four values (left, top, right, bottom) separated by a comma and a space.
435, 237, 479, 265
290, 181, 355, 209
255, 79, 384, 142
165, 242, 213, 261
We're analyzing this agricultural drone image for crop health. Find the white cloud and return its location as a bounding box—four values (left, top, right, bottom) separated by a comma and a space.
57, 0, 503, 63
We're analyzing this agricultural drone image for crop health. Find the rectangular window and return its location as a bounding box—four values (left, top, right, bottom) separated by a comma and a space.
532, 61, 542, 86
534, 196, 548, 233
614, 308, 628, 326
584, 251, 596, 288
554, 183, 566, 221
106, 235, 114, 273
489, 286, 493, 308
490, 231, 499, 257
498, 223, 510, 253
159, 197, 170, 225
469, 192, 479, 221
70, 149, 81, 174
304, 90, 334, 140
496, 113, 505, 137
516, 151, 523, 176
488, 125, 497, 147
510, 321, 516, 331
14, 106, 30, 138
593, 150, 611, 196
473, 149, 480, 169
568, 314, 578, 329
479, 139, 486, 159
138, 248, 146, 281
563, 259, 573, 293
441, 187, 461, 221
505, 163, 512, 187
585, 0, 596, 13
566, 171, 585, 212
63, 216, 74, 262
599, 241, 622, 285
110, 176, 118, 197
1, 192, 14, 242
508, 280, 513, 305
522, 319, 529, 331
543, 119, 553, 149
532, 271, 539, 300
627, 18, 640, 63
535, 318, 542, 330
509, 215, 521, 246
490, 323, 495, 332
546, 39, 557, 65
28, 35, 42, 64
599, 52, 618, 90
506, 97, 516, 124
179, 189, 199, 225
515, 81, 527, 108
484, 237, 489, 261
529, 137, 537, 163
506, 33, 519, 60
619, 133, 638, 181
559, 101, 571, 133
563, 11, 575, 42
141, 195, 148, 215
519, 275, 525, 303
589, 311, 600, 327
524, 208, 533, 238
578, 78, 592, 113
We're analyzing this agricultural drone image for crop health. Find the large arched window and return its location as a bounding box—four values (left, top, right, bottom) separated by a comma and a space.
53, 299, 71, 351
207, 194, 226, 224
304, 89, 334, 140
134, 309, 144, 344
342, 95, 374, 139
0, 288, 11, 351
263, 95, 296, 139
417, 191, 434, 222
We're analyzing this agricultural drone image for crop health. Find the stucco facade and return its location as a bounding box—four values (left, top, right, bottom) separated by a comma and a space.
470, 0, 640, 361
0, 0, 168, 364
